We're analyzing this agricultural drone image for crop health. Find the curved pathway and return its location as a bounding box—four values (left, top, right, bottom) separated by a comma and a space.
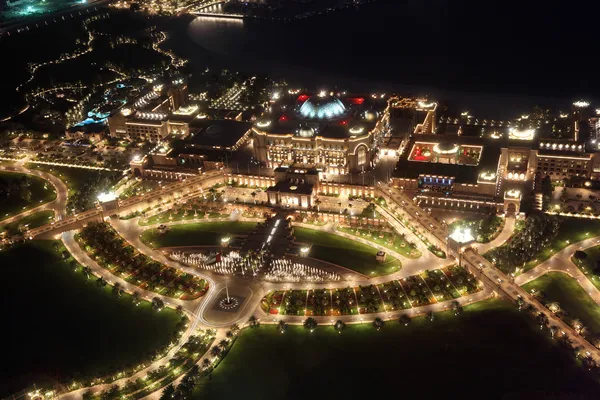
515, 236, 600, 305
0, 161, 68, 228
472, 216, 516, 254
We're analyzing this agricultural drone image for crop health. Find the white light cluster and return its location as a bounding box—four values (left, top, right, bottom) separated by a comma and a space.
349, 126, 364, 135
573, 100, 590, 108
172, 104, 199, 115
504, 189, 521, 199
449, 227, 474, 244
540, 142, 583, 151
136, 112, 167, 120
508, 127, 535, 141
97, 192, 117, 203
478, 172, 497, 181
256, 120, 271, 128
432, 143, 459, 155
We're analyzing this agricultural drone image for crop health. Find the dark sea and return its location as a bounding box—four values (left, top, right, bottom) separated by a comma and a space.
184, 0, 599, 118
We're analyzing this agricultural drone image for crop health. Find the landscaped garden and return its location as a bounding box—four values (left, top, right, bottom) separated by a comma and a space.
78, 222, 209, 299
191, 299, 600, 400
485, 213, 562, 273
25, 163, 121, 214
293, 227, 402, 276
0, 240, 185, 397
141, 221, 257, 248
522, 272, 600, 342
572, 246, 600, 291
336, 225, 421, 259
0, 210, 55, 236
448, 214, 504, 243
520, 217, 600, 272
0, 171, 56, 220
261, 267, 481, 316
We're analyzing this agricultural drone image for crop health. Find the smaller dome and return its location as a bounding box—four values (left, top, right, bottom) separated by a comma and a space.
255, 118, 271, 128
433, 142, 459, 155
297, 126, 315, 138
364, 110, 379, 121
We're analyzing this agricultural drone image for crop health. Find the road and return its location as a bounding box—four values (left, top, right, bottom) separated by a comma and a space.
10, 163, 599, 398
0, 160, 69, 229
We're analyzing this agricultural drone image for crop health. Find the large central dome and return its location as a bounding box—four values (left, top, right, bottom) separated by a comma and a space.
298, 96, 347, 120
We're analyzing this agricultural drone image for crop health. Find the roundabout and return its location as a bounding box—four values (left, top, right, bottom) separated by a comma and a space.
5, 163, 600, 400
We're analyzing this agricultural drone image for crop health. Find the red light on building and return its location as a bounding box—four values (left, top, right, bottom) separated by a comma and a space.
297, 94, 309, 102
347, 97, 365, 105
340, 120, 348, 125
279, 114, 288, 122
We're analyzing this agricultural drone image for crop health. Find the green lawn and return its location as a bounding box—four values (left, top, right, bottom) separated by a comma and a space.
25, 163, 119, 196
524, 217, 600, 271
522, 272, 600, 338
139, 211, 229, 226
0, 171, 56, 220
0, 210, 55, 236
337, 226, 421, 259
192, 299, 600, 400
0, 241, 183, 397
573, 245, 600, 291
294, 227, 401, 277
141, 221, 257, 248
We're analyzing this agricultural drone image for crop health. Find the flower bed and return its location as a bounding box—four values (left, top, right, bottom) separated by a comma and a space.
421, 269, 460, 302
355, 285, 384, 314
443, 265, 482, 295
279, 289, 307, 316
378, 280, 411, 311
264, 268, 482, 316
78, 222, 208, 300
400, 275, 435, 306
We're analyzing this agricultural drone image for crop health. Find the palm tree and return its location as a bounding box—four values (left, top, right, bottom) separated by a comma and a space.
210, 346, 221, 359
303, 317, 317, 332
536, 312, 549, 330
334, 320, 345, 334
451, 300, 462, 315
132, 291, 141, 306
277, 320, 287, 334
82, 266, 92, 279
226, 330, 234, 339
572, 318, 584, 335
547, 302, 560, 314
230, 323, 240, 336
152, 297, 164, 311
372, 317, 384, 331
218, 339, 229, 351
201, 358, 212, 371
399, 314, 411, 326
176, 305, 184, 316
248, 315, 260, 328
427, 311, 435, 322
113, 282, 122, 297
251, 191, 257, 204
314, 197, 321, 212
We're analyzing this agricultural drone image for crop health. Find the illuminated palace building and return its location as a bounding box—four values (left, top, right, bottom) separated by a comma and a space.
252, 90, 397, 175
393, 101, 600, 215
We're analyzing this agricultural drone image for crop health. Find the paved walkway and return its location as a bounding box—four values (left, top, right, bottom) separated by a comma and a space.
515, 236, 600, 305
0, 161, 68, 228
473, 216, 516, 254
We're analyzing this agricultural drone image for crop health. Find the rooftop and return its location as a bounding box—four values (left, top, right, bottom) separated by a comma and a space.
187, 119, 252, 149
